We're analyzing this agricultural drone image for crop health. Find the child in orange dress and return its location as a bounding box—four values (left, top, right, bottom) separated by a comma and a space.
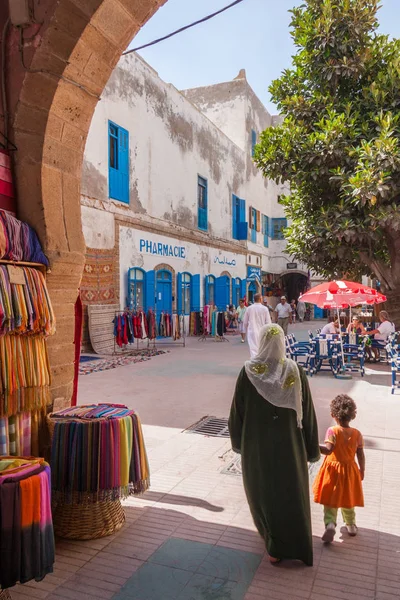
313, 394, 365, 542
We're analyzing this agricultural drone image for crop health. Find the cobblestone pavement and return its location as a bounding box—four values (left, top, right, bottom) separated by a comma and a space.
10, 323, 400, 600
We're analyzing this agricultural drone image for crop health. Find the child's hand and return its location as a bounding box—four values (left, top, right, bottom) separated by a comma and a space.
359, 469, 365, 481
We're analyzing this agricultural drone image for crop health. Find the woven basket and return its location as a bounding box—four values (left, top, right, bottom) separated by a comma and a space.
53, 498, 125, 540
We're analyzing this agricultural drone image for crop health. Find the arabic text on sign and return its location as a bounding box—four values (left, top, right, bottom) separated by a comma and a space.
214, 256, 237, 267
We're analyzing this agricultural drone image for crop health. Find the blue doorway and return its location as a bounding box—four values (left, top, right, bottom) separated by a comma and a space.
156, 270, 172, 314
248, 281, 257, 303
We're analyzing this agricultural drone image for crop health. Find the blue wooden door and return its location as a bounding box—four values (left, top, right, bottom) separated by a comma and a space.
248, 281, 257, 303
156, 270, 172, 314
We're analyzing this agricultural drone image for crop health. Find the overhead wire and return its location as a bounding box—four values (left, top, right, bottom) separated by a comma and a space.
123, 0, 246, 56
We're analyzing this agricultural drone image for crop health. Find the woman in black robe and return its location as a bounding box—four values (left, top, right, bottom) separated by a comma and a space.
229, 324, 320, 565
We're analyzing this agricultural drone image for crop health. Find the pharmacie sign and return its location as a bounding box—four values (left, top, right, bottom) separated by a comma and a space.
139, 238, 186, 259
247, 266, 261, 282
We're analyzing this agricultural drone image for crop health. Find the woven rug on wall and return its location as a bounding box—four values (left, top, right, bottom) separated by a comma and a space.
88, 303, 120, 355
80, 248, 117, 305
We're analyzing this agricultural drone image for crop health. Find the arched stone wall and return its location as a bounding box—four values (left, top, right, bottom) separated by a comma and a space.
1, 0, 166, 404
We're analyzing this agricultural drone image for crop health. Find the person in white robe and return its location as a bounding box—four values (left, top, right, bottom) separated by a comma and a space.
243, 293, 271, 357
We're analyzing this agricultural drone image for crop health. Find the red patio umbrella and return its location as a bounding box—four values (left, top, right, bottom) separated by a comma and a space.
299, 280, 386, 308
299, 280, 386, 379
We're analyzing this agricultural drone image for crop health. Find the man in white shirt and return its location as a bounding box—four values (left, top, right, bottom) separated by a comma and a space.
243, 293, 271, 358
369, 310, 395, 360
321, 320, 339, 335
274, 296, 292, 335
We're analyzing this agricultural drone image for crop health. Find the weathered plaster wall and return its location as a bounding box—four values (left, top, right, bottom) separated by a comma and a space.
82, 52, 249, 242
81, 53, 290, 281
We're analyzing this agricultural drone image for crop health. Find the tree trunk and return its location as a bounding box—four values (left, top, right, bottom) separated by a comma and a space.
381, 288, 400, 329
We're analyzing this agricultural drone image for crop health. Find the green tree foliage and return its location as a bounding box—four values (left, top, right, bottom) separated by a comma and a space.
255, 0, 400, 313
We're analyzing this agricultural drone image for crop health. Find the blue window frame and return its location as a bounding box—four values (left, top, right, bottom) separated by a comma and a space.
251, 129, 257, 157
108, 121, 129, 204
205, 275, 216, 306
197, 176, 208, 231
232, 195, 248, 240
270, 217, 287, 240
232, 277, 241, 307
177, 272, 194, 315
262, 215, 269, 247
249, 207, 257, 244
128, 268, 146, 310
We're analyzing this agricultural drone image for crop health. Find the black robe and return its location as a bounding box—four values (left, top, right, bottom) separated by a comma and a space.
228, 365, 320, 565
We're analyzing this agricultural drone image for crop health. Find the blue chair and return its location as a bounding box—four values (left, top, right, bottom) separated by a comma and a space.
308, 338, 341, 377
386, 343, 400, 394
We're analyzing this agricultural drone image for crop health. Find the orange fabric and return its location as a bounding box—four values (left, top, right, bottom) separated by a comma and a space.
20, 474, 41, 527
313, 426, 364, 509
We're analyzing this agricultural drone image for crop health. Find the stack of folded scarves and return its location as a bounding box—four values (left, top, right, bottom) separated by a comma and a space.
0, 265, 55, 335
0, 210, 49, 266
0, 410, 47, 457
50, 404, 150, 504
0, 456, 55, 589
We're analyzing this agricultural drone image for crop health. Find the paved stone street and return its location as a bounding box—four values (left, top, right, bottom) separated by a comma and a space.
11, 323, 400, 600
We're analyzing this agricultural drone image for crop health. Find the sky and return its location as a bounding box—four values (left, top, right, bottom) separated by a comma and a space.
127, 0, 400, 114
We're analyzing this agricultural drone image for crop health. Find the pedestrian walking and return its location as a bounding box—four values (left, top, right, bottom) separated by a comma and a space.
236, 298, 247, 343
290, 299, 297, 324
297, 300, 306, 322
275, 296, 292, 334
313, 394, 365, 543
242, 293, 271, 357
229, 324, 320, 565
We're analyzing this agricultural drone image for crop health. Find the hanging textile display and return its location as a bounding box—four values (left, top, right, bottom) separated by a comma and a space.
0, 335, 51, 416
172, 314, 184, 340
49, 404, 150, 504
0, 456, 55, 590
113, 310, 152, 348
0, 210, 49, 266
189, 311, 205, 336
0, 265, 55, 336
0, 151, 16, 215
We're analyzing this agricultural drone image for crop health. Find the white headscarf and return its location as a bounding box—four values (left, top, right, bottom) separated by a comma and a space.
244, 324, 303, 427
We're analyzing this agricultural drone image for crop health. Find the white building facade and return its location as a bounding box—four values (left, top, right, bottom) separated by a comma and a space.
80, 53, 309, 322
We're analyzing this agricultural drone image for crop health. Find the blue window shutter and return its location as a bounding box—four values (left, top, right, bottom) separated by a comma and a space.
204, 276, 209, 306
191, 274, 201, 311
239, 199, 246, 223
232, 196, 238, 240
231, 279, 237, 306
109, 122, 129, 203
177, 272, 182, 314
145, 270, 154, 311
118, 128, 129, 203
241, 279, 247, 299
237, 221, 248, 240
215, 277, 226, 311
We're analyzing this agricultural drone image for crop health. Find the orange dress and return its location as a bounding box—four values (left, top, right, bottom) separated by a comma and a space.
313, 425, 364, 509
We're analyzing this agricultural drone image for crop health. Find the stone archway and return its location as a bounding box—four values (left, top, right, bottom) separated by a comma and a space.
1, 0, 166, 404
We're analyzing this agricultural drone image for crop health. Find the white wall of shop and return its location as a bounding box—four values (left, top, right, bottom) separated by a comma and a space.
119, 226, 246, 308
80, 52, 289, 276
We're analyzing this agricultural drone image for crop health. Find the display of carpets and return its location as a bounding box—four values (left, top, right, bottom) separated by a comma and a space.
0, 457, 55, 589
79, 348, 167, 375
50, 404, 150, 503
0, 210, 49, 266
0, 265, 55, 335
